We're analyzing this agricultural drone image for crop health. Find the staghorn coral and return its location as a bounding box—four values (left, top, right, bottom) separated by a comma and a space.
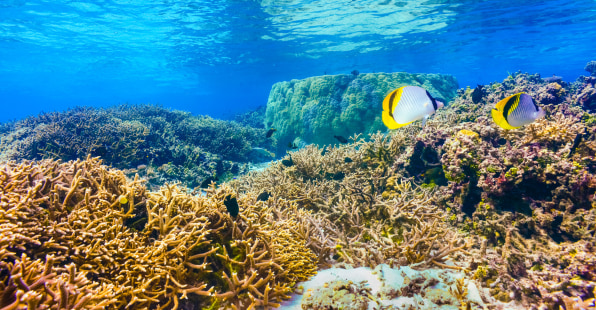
3, 68, 596, 310
232, 70, 596, 309
0, 253, 116, 310
232, 133, 471, 271
236, 70, 596, 309
0, 156, 318, 309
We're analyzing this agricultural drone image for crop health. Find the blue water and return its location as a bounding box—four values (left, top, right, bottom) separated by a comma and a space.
1, 0, 595, 123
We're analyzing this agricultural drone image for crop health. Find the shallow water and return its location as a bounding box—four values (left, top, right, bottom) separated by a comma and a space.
1, 0, 595, 122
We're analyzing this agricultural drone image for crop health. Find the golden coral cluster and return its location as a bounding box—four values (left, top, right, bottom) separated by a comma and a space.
0, 155, 317, 309
233, 133, 470, 271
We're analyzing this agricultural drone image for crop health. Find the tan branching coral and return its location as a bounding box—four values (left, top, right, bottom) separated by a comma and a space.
0, 156, 318, 309
0, 254, 116, 309
232, 134, 470, 271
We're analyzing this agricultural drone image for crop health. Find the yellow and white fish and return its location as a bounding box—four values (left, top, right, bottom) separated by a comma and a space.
491, 92, 545, 129
382, 86, 444, 129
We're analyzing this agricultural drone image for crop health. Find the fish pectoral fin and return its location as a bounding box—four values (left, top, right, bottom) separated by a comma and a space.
422, 114, 429, 127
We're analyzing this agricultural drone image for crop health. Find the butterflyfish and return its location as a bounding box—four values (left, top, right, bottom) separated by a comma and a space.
382, 86, 444, 129
491, 93, 545, 129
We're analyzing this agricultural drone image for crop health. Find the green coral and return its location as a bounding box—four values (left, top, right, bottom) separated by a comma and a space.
264, 72, 458, 153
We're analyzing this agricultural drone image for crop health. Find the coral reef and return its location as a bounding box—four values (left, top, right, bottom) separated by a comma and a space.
264, 72, 459, 154
232, 133, 470, 272
0, 105, 275, 190
585, 60, 596, 76
246, 70, 596, 309
573, 76, 596, 111
284, 264, 498, 310
0, 156, 317, 309
386, 71, 596, 309
2, 68, 596, 310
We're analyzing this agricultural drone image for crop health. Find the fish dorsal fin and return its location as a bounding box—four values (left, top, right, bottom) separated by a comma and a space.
495, 93, 523, 113
502, 93, 522, 121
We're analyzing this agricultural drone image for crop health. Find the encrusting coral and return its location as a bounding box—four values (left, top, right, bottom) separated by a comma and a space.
0, 155, 317, 309
0, 105, 274, 190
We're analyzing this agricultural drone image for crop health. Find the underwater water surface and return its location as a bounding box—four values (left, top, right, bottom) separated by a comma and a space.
1, 0, 595, 122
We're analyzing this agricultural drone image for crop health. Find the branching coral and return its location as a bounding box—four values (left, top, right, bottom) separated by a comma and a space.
0, 156, 318, 309
2, 69, 596, 310
0, 253, 117, 310
232, 134, 470, 272
0, 104, 272, 190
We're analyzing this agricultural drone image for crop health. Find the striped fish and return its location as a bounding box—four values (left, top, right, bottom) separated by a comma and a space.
491, 93, 545, 129
382, 86, 444, 129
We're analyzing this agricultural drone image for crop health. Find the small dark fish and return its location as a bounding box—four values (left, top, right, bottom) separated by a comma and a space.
334, 135, 348, 143
287, 142, 298, 149
567, 132, 584, 158
200, 176, 217, 188
543, 74, 563, 83
471, 85, 484, 104
281, 155, 294, 167
257, 191, 270, 201
332, 171, 345, 181
344, 157, 353, 163
266, 128, 276, 138
224, 194, 239, 217
351, 70, 359, 76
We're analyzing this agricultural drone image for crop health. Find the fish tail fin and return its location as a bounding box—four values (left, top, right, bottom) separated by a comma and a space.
491, 108, 518, 130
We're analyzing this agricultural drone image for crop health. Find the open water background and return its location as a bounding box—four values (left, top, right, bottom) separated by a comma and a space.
1, 0, 595, 123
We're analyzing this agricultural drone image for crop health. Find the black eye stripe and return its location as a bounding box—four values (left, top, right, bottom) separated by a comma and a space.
426, 90, 437, 111
388, 90, 397, 118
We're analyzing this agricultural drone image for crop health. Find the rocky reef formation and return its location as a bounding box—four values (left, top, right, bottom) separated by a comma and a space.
379, 70, 596, 308
264, 72, 458, 154
242, 69, 596, 309
0, 105, 274, 190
